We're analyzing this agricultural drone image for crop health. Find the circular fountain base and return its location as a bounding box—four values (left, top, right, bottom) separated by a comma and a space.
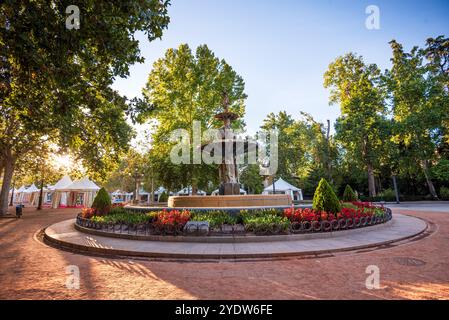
167, 194, 292, 208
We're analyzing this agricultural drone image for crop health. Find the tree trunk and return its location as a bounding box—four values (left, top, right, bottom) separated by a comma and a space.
422, 160, 438, 199
9, 181, 15, 206
37, 178, 44, 210
191, 164, 198, 195
134, 179, 139, 205
367, 163, 376, 198
326, 120, 333, 184
392, 175, 400, 204
0, 161, 4, 182
0, 155, 15, 215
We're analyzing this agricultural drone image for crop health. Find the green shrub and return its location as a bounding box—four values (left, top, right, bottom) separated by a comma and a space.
158, 191, 168, 202
378, 188, 396, 201
146, 211, 159, 223
341, 202, 358, 210
342, 185, 357, 202
243, 215, 290, 234
191, 210, 237, 228
91, 187, 111, 215
440, 187, 449, 200
109, 206, 127, 215
312, 178, 341, 214
91, 211, 155, 225
238, 208, 283, 218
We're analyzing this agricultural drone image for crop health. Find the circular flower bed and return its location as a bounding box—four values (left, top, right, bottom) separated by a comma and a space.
75, 202, 392, 237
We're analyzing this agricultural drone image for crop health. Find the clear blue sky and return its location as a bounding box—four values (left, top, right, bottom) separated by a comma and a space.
112, 0, 449, 136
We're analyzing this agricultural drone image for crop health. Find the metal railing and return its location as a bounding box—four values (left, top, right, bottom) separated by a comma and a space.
76, 207, 392, 237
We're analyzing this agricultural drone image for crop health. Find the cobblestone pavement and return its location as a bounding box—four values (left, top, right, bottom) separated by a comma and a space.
0, 206, 448, 300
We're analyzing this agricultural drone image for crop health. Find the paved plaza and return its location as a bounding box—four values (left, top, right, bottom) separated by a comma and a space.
0, 204, 448, 299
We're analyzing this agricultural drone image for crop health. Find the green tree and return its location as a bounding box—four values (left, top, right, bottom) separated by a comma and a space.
91, 187, 112, 216
324, 53, 387, 197
104, 149, 145, 193
158, 191, 168, 202
342, 185, 357, 202
142, 44, 247, 191
312, 178, 341, 214
431, 159, 449, 183
0, 1, 171, 214
260, 111, 340, 196
384, 40, 445, 199
260, 111, 302, 182
240, 164, 264, 194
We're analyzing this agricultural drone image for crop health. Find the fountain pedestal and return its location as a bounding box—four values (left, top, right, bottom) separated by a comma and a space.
219, 183, 240, 195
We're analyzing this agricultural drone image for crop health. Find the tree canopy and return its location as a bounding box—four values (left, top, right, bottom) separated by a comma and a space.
0, 1, 171, 214
142, 44, 247, 191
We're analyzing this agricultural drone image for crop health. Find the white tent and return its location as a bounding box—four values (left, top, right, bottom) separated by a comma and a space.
111, 189, 133, 204
53, 175, 73, 190
134, 186, 151, 204
127, 186, 173, 204
40, 184, 58, 207
211, 188, 247, 196
14, 185, 26, 204
51, 175, 73, 208
22, 183, 40, 205
62, 177, 100, 207
65, 177, 100, 191
153, 187, 173, 202
154, 186, 167, 195
176, 186, 207, 196
53, 177, 100, 208
25, 183, 39, 193
262, 178, 303, 201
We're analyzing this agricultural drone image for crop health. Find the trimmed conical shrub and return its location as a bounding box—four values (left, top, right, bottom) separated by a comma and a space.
92, 187, 111, 216
158, 191, 168, 202
313, 178, 341, 214
342, 184, 358, 202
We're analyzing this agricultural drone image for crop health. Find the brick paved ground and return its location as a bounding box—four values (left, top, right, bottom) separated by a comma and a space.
0, 206, 448, 300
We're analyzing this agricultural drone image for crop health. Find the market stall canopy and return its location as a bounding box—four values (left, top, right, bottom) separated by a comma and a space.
138, 187, 150, 196
112, 190, 134, 196
263, 178, 301, 192
24, 183, 40, 193
44, 184, 55, 191
111, 189, 122, 196
64, 177, 100, 191
153, 187, 173, 195
176, 186, 207, 196
53, 175, 73, 190
211, 188, 247, 195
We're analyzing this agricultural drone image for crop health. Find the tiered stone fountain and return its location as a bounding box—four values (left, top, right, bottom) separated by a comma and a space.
167, 94, 291, 208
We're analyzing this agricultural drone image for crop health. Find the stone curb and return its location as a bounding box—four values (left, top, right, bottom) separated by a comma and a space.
43, 215, 428, 260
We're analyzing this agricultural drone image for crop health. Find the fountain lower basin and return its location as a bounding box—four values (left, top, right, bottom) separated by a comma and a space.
167, 194, 292, 208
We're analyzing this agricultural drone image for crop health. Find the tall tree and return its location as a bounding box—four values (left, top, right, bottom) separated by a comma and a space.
240, 164, 264, 194
0, 1, 171, 214
324, 53, 387, 197
384, 40, 445, 199
260, 111, 302, 182
142, 44, 247, 191
260, 111, 340, 195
